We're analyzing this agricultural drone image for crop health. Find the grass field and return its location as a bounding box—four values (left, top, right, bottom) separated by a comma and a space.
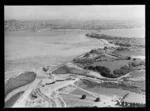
58, 85, 76, 94
80, 85, 130, 97
69, 87, 96, 98
5, 72, 36, 98
92, 60, 131, 74
113, 48, 145, 57
61, 95, 95, 107
5, 91, 24, 107
127, 70, 145, 78
76, 79, 144, 97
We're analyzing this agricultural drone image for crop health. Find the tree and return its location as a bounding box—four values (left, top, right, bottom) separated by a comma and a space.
43, 67, 48, 72
113, 65, 132, 77
94, 97, 100, 102
95, 66, 110, 74
104, 46, 108, 50
80, 95, 86, 99
126, 56, 131, 60
133, 58, 136, 61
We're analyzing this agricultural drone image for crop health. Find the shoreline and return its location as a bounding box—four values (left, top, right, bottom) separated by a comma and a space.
5, 33, 143, 82
5, 32, 145, 82
5, 32, 145, 105
5, 36, 114, 80
5, 30, 114, 80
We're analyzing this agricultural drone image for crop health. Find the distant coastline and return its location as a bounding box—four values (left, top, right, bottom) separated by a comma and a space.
5, 20, 144, 32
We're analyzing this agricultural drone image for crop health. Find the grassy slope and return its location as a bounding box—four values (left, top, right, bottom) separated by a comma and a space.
92, 60, 131, 74
52, 65, 87, 75
5, 91, 24, 107
77, 79, 143, 96
5, 72, 36, 98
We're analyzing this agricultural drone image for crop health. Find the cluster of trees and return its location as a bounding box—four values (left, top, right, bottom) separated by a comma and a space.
84, 65, 133, 78
84, 65, 117, 78
113, 65, 132, 77
74, 49, 105, 64
129, 61, 145, 67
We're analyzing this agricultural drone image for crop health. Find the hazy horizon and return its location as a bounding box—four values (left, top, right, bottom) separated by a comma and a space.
5, 5, 145, 21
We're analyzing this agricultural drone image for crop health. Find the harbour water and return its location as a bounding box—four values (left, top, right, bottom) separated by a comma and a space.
5, 27, 145, 79
100, 27, 145, 38
5, 29, 106, 79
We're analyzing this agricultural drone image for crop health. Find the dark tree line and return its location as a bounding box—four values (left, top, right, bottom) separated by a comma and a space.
84, 64, 133, 78
84, 65, 117, 78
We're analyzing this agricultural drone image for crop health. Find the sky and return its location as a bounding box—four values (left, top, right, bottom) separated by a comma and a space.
4, 5, 145, 20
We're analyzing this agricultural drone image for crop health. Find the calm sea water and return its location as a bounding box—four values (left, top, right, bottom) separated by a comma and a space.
5, 29, 106, 78
100, 27, 145, 38
5, 28, 145, 79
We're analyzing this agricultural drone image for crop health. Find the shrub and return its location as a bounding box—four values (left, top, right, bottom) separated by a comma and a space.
80, 95, 86, 99
120, 65, 131, 71
104, 47, 108, 50
133, 58, 137, 61
130, 61, 139, 67
129, 61, 145, 67
88, 66, 96, 70
101, 72, 117, 78
83, 53, 90, 57
113, 69, 124, 76
94, 97, 100, 102
43, 67, 49, 72
97, 66, 110, 75
113, 65, 131, 76
139, 61, 145, 66
86, 66, 111, 75
126, 56, 131, 60
90, 49, 96, 53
